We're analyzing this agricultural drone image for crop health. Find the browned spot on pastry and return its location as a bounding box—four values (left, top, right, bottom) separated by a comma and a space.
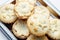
49, 28, 52, 31
43, 26, 47, 28
34, 28, 38, 32
3, 16, 6, 18
54, 30, 57, 32
20, 34, 26, 38
14, 29, 17, 32
30, 23, 33, 26
21, 35, 24, 37
32, 37, 36, 40
38, 24, 42, 27
42, 26, 47, 30
5, 8, 9, 10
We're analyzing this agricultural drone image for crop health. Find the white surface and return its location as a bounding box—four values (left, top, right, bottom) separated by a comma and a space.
43, 0, 60, 16
0, 0, 14, 7
0, 31, 8, 40
49, 0, 60, 11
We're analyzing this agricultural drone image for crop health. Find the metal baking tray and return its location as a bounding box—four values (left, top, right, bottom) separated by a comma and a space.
0, 0, 58, 40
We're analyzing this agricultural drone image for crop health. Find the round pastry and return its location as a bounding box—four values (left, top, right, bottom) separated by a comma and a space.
0, 4, 17, 23
27, 35, 48, 40
27, 13, 49, 36
34, 6, 50, 19
15, 2, 34, 19
12, 20, 29, 39
47, 19, 60, 39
